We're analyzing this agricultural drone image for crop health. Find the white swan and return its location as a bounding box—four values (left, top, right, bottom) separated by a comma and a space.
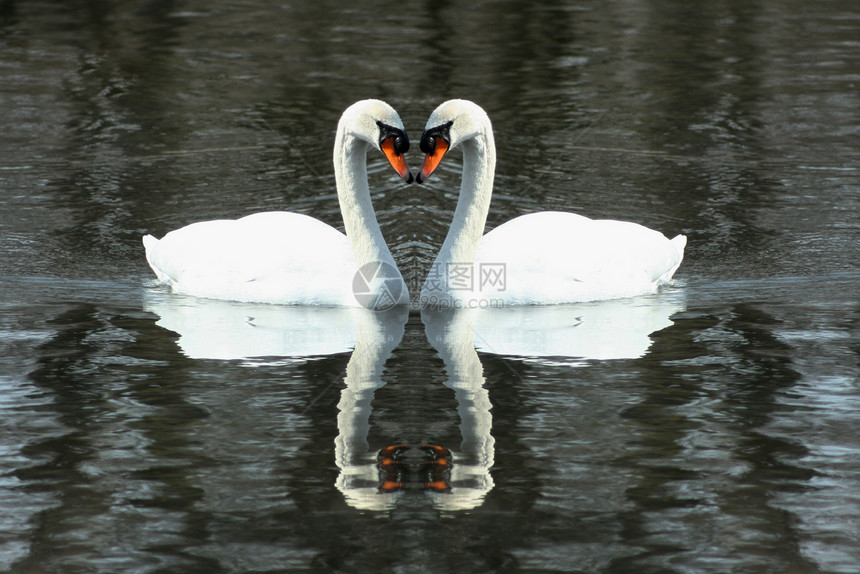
143, 99, 412, 307
416, 99, 686, 306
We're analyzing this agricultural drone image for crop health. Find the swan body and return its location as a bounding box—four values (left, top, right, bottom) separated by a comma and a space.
143, 100, 412, 307
417, 99, 686, 306
475, 212, 685, 304
143, 212, 356, 305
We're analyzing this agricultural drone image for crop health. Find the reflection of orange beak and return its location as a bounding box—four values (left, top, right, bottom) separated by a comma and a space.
417, 139, 448, 184
381, 138, 414, 183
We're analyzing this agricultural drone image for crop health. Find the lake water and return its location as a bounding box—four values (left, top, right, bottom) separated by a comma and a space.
1, 1, 859, 572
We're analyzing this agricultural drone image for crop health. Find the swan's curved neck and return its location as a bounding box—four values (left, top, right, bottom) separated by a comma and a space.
334, 133, 400, 271
434, 131, 495, 267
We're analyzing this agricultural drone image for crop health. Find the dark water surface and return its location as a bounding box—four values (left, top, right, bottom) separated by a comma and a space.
2, 1, 859, 572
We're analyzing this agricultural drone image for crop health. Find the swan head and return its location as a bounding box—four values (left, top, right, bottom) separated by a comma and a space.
416, 99, 492, 183
339, 99, 413, 183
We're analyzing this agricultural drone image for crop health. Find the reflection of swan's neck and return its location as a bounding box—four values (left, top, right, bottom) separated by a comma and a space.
423, 309, 495, 510
334, 308, 407, 511
335, 316, 391, 467
434, 132, 496, 267
335, 133, 399, 271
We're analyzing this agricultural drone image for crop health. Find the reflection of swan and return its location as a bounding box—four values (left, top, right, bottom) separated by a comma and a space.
470, 292, 686, 365
421, 308, 496, 512
142, 291, 361, 362
143, 100, 412, 307
142, 288, 412, 511
332, 307, 409, 511
412, 292, 684, 509
416, 99, 686, 307
334, 305, 498, 512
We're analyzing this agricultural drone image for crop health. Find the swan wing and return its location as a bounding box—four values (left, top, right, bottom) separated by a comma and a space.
144, 211, 355, 304
477, 212, 685, 303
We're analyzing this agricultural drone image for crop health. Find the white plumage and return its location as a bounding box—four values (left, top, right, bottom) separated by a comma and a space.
143, 212, 356, 305
143, 100, 412, 307
417, 99, 686, 306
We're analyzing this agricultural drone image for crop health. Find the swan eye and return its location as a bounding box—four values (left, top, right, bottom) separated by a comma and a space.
419, 121, 453, 154
376, 121, 409, 155
421, 136, 436, 154
394, 135, 409, 155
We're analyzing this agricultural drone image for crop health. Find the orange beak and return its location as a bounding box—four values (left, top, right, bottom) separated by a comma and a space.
417, 139, 449, 184
381, 137, 414, 183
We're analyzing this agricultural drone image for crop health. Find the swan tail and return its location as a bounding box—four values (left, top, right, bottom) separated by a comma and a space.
142, 234, 158, 252
671, 234, 687, 261
657, 234, 687, 284
142, 234, 171, 284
